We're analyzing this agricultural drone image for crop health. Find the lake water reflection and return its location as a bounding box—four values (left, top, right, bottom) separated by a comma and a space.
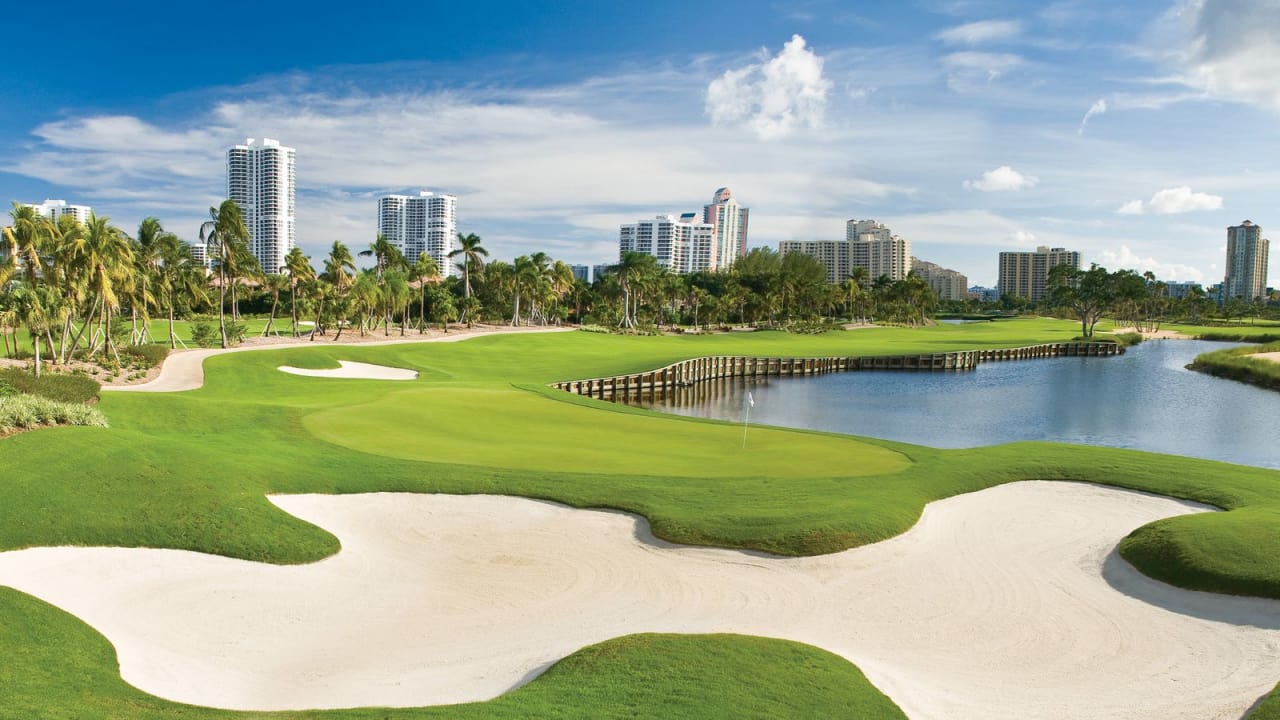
625, 340, 1280, 469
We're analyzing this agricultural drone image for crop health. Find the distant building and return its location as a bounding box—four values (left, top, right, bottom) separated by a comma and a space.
1223, 220, 1269, 300
186, 241, 210, 271
377, 191, 457, 276
26, 199, 92, 225
847, 219, 911, 281
969, 286, 1000, 303
778, 219, 913, 285
703, 187, 750, 269
592, 264, 612, 283
778, 239, 850, 284
569, 264, 590, 283
227, 138, 296, 274
911, 258, 969, 301
997, 246, 1081, 302
619, 215, 715, 274
1162, 281, 1203, 300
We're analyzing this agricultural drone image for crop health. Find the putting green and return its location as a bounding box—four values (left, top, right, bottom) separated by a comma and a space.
304, 385, 908, 478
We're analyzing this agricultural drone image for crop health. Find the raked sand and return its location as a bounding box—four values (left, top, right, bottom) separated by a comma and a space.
2, 482, 1279, 718
277, 360, 418, 380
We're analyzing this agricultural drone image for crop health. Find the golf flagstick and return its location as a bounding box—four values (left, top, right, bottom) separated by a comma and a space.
742, 391, 754, 448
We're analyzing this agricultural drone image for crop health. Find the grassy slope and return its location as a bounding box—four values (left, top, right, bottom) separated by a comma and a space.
4, 317, 1280, 717
1186, 341, 1280, 392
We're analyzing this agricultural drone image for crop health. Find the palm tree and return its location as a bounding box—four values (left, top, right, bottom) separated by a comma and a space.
155, 237, 208, 349
131, 217, 174, 344
260, 274, 291, 336
350, 271, 380, 336
410, 251, 441, 331
382, 270, 410, 335
448, 233, 487, 324
78, 214, 134, 361
358, 233, 399, 281
11, 285, 61, 377
612, 251, 658, 329
4, 203, 47, 287
323, 241, 356, 340
282, 246, 315, 337
199, 200, 250, 348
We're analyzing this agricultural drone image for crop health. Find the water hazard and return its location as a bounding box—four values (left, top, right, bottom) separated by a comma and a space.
624, 340, 1280, 469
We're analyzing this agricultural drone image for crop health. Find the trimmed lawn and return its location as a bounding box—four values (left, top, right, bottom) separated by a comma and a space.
4, 317, 1280, 717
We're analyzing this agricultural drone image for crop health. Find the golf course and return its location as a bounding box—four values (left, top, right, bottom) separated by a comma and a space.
4, 318, 1280, 718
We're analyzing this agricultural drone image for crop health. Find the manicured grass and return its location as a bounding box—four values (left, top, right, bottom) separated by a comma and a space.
1186, 341, 1280, 392
4, 317, 1280, 717
1161, 319, 1280, 342
0, 589, 902, 719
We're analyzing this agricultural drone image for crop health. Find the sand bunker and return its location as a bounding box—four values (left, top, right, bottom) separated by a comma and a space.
278, 361, 418, 380
1253, 351, 1280, 364
2, 482, 1278, 718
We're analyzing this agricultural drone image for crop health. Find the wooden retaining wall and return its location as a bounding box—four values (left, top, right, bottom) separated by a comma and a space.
551, 342, 1123, 400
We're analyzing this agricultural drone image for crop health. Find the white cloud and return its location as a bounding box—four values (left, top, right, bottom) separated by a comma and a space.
1008, 230, 1038, 244
1162, 0, 1280, 110
1097, 245, 1204, 281
1078, 98, 1106, 135
936, 20, 1022, 45
1116, 186, 1223, 215
963, 165, 1038, 192
706, 34, 832, 140
940, 52, 1023, 90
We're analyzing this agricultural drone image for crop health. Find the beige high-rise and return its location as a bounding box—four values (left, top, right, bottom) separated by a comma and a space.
1223, 221, 1269, 300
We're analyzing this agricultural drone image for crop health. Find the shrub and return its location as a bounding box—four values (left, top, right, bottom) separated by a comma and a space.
190, 322, 218, 348
0, 378, 15, 397
0, 368, 101, 404
226, 321, 247, 345
122, 344, 170, 369
0, 394, 108, 433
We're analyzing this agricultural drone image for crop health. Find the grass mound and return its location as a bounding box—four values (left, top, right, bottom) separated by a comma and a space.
0, 367, 100, 403
0, 588, 904, 719
1186, 341, 1280, 392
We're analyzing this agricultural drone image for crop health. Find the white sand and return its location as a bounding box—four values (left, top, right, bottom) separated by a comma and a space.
278, 361, 418, 380
1, 482, 1278, 718
104, 326, 573, 393
1252, 351, 1280, 364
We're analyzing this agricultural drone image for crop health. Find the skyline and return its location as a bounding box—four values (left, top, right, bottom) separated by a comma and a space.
3, 0, 1278, 287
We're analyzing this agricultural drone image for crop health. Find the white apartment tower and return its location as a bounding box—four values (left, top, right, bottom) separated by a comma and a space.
1223, 220, 1269, 300
377, 191, 457, 274
848, 219, 911, 281
703, 187, 749, 270
619, 215, 714, 273
227, 138, 296, 274
911, 258, 969, 302
26, 199, 93, 225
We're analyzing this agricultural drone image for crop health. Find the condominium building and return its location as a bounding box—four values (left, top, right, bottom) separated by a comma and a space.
186, 241, 210, 271
911, 258, 969, 302
619, 215, 714, 273
703, 187, 750, 270
778, 240, 851, 284
778, 220, 913, 285
1223, 220, 1270, 300
377, 191, 457, 275
996, 246, 1081, 302
227, 138, 296, 274
848, 219, 911, 281
569, 265, 590, 283
1163, 281, 1204, 300
26, 199, 93, 225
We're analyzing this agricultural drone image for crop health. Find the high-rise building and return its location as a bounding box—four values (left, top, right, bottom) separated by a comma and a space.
227, 138, 296, 274
569, 265, 590, 283
778, 220, 913, 285
997, 246, 1080, 301
186, 241, 210, 271
26, 199, 92, 225
703, 187, 750, 269
377, 191, 457, 275
1223, 220, 1269, 300
778, 240, 850, 284
619, 215, 715, 274
911, 258, 969, 301
847, 219, 911, 281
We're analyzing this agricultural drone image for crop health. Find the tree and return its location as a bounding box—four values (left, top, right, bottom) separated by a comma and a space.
448, 233, 488, 324
1046, 264, 1115, 337
78, 214, 135, 361
283, 246, 315, 337
155, 237, 209, 349
323, 241, 357, 340
199, 200, 251, 349
410, 251, 441, 331
611, 251, 659, 329
11, 285, 61, 377
260, 274, 291, 336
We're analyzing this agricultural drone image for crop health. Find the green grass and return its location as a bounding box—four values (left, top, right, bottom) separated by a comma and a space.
1186, 341, 1280, 392
4, 317, 1280, 717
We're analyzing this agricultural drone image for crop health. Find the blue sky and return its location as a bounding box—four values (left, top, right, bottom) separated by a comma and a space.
3, 0, 1277, 286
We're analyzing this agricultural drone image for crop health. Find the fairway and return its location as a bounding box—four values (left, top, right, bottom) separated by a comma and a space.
304, 385, 908, 478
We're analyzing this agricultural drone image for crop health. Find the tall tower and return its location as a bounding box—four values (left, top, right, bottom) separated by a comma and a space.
847, 219, 911, 281
703, 188, 749, 270
377, 191, 457, 276
1223, 220, 1269, 300
227, 138, 296, 274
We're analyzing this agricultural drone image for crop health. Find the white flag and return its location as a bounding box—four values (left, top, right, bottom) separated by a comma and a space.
748, 392, 755, 408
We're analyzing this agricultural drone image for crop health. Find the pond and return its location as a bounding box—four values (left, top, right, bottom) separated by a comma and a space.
624, 340, 1280, 469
